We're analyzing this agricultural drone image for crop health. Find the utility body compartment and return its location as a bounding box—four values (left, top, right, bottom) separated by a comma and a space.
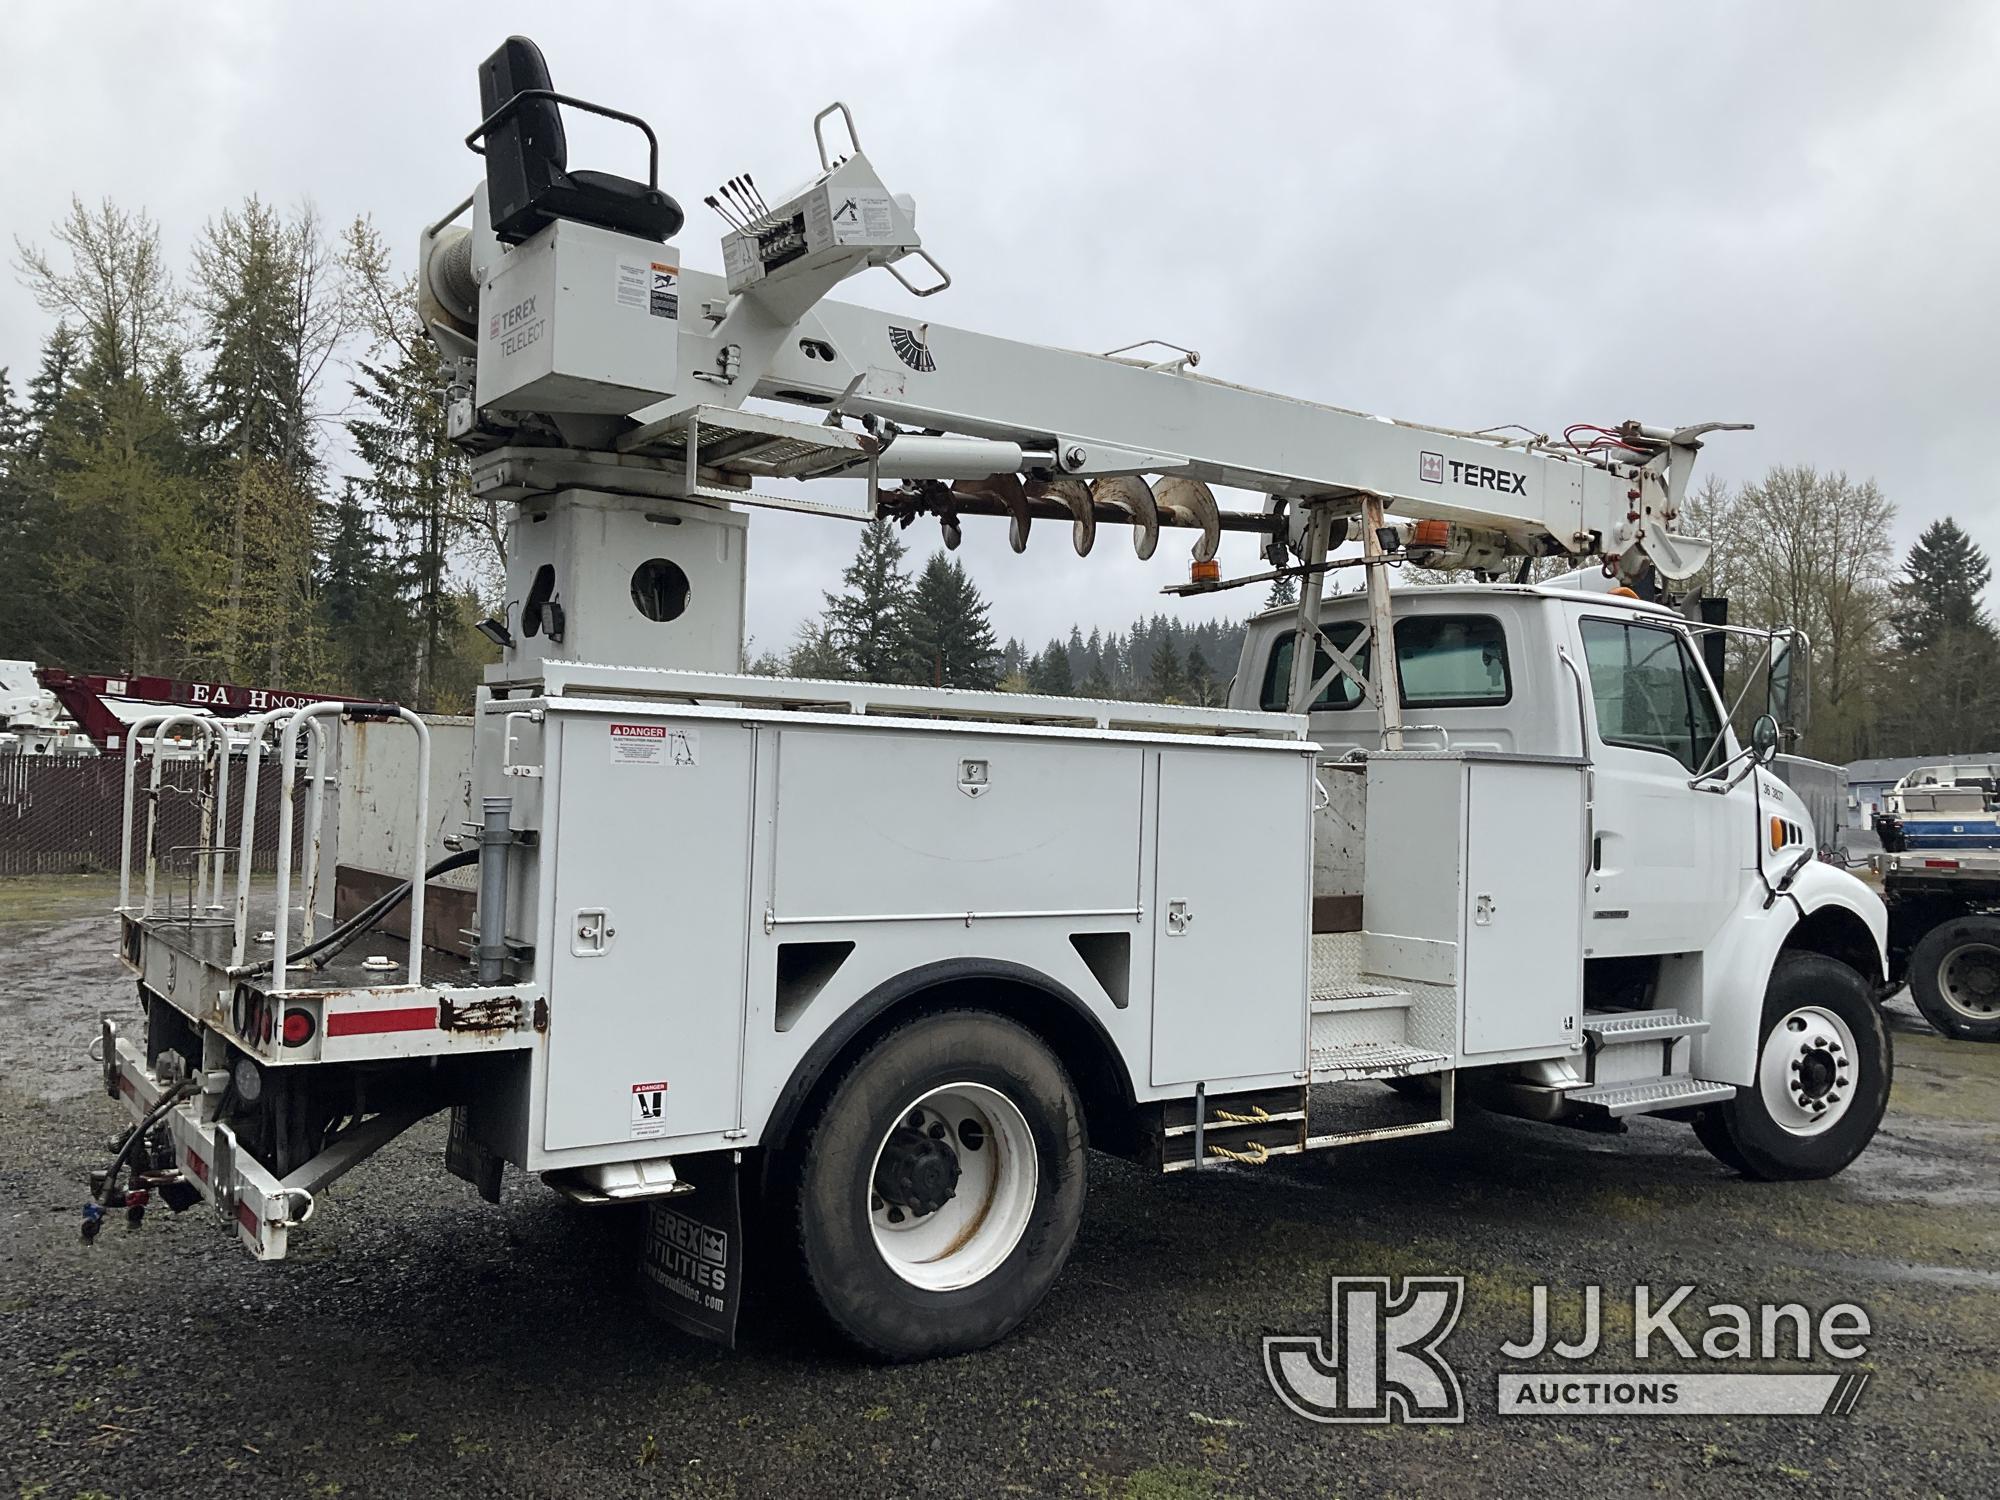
513, 672, 1317, 1170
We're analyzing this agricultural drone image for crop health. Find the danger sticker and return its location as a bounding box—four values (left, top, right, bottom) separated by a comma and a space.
631, 1081, 669, 1139
609, 722, 699, 766
648, 261, 679, 319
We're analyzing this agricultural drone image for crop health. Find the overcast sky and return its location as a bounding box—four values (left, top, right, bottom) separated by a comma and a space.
5, 2, 1996, 657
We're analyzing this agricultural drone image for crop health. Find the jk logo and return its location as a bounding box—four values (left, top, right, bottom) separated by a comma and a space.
1264, 1276, 1465, 1424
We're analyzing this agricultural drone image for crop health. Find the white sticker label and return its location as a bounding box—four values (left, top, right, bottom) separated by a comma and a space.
609, 722, 699, 766
828, 190, 896, 245
631, 1081, 669, 1139
615, 260, 649, 311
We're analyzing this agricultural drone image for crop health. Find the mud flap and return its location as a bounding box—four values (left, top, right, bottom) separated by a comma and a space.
639, 1152, 743, 1347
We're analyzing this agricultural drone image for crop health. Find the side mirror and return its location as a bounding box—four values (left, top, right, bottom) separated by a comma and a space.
1767, 632, 1808, 738
1751, 713, 1781, 766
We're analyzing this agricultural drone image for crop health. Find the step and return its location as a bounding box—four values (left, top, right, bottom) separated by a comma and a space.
1582, 1009, 1710, 1044
1311, 985, 1412, 1015
1310, 1042, 1452, 1081
1565, 1075, 1736, 1116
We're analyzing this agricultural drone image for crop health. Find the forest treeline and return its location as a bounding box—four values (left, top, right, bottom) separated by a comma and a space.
0, 197, 495, 710
2, 199, 1992, 758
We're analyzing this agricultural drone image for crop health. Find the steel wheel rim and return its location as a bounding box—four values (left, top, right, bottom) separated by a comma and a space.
1758, 1004, 1859, 1137
867, 1082, 1037, 1292
1937, 942, 2000, 1021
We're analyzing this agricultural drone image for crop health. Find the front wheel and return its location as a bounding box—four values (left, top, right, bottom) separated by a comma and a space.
1907, 914, 2000, 1041
787, 1010, 1086, 1360
1692, 952, 1891, 1180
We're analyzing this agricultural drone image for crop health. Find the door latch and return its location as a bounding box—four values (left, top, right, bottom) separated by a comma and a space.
1166, 899, 1193, 936
571, 908, 615, 957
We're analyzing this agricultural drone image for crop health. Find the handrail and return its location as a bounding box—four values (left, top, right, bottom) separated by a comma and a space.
271, 705, 430, 992
139, 715, 223, 918
465, 88, 659, 188
120, 712, 180, 914
229, 707, 325, 967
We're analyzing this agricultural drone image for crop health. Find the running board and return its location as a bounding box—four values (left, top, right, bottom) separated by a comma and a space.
1566, 1075, 1736, 1116
1306, 1117, 1455, 1150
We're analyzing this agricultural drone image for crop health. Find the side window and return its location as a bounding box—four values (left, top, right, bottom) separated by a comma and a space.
1397, 616, 1511, 706
1260, 621, 1368, 711
1259, 615, 1511, 712
1579, 618, 1724, 772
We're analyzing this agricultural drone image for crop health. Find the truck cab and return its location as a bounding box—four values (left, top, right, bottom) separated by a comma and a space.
1231, 579, 1889, 1101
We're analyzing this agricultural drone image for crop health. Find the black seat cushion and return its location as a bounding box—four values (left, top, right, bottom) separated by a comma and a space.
478, 36, 683, 245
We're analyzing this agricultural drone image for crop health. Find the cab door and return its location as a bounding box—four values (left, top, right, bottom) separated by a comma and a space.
1572, 611, 1750, 958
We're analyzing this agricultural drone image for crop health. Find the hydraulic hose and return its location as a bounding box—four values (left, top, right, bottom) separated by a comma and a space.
241, 849, 479, 978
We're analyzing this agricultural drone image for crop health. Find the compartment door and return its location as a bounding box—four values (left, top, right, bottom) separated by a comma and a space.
1150, 748, 1311, 1087
1461, 760, 1585, 1055
543, 717, 754, 1152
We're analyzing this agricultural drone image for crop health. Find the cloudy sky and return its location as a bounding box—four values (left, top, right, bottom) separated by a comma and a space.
5, 2, 1995, 656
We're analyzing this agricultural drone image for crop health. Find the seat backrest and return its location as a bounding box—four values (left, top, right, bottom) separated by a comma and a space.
478, 36, 567, 241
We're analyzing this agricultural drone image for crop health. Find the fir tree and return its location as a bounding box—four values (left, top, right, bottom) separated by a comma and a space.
905, 552, 1001, 688
1895, 518, 1992, 656
824, 518, 918, 682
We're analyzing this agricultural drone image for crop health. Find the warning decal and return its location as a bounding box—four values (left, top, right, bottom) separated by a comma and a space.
615, 260, 649, 311
631, 1080, 669, 1139
609, 722, 699, 766
649, 261, 679, 319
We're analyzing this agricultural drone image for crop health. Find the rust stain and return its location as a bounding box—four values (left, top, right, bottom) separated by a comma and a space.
438, 994, 525, 1032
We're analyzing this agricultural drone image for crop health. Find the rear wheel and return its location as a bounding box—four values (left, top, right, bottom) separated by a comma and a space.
1693, 952, 1890, 1180
1907, 915, 2000, 1041
787, 1010, 1086, 1360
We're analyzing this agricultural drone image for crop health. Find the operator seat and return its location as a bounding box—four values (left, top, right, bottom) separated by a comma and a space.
475, 36, 685, 245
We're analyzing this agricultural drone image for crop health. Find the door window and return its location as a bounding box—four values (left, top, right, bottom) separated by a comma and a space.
1260, 615, 1511, 711
1579, 618, 1724, 772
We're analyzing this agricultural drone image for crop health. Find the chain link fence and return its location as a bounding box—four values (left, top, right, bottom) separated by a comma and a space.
0, 753, 299, 878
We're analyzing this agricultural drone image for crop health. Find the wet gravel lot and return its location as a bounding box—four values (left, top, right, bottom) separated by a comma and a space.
3, 875, 1996, 1499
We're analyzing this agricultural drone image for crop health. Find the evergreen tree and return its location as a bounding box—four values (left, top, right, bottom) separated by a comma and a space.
1264, 574, 1298, 609
1187, 645, 1215, 706
342, 218, 482, 707
905, 551, 1001, 688
1146, 636, 1189, 702
1030, 642, 1074, 695
1895, 518, 1992, 656
318, 482, 418, 700
824, 518, 918, 682
785, 620, 852, 680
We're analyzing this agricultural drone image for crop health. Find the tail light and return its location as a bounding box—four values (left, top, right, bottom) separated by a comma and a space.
282, 1008, 316, 1047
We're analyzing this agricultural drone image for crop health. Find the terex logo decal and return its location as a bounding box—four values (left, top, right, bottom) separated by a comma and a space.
492, 294, 544, 360
1421, 451, 1526, 494
1452, 460, 1526, 495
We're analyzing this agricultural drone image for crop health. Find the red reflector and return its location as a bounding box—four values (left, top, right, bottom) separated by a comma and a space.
186, 1148, 209, 1183
324, 1006, 436, 1037
1924, 859, 1961, 869
282, 1008, 316, 1047
236, 1199, 260, 1237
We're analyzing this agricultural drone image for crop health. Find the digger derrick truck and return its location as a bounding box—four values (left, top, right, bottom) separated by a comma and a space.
91, 35, 1892, 1360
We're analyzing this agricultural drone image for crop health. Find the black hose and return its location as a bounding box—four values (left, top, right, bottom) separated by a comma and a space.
95, 1080, 198, 1206
243, 849, 479, 978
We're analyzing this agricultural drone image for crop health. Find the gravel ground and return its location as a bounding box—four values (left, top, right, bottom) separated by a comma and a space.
3, 874, 1996, 1499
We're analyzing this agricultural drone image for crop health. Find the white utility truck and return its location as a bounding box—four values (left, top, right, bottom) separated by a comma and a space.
92, 36, 1891, 1360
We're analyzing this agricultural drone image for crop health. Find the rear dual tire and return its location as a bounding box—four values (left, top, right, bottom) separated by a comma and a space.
786, 1010, 1086, 1361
